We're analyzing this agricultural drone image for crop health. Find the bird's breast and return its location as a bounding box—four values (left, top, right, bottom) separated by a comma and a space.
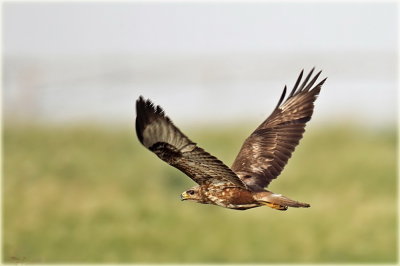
201, 185, 259, 209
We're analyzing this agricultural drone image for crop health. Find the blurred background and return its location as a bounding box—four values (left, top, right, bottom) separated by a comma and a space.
3, 2, 397, 263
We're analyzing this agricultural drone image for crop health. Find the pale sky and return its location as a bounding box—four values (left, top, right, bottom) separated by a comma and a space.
2, 2, 398, 127
3, 2, 396, 56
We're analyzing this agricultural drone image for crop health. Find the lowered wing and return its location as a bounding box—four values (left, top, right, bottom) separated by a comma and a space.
136, 96, 246, 188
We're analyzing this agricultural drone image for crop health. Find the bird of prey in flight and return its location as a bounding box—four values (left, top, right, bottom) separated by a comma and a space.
135, 68, 326, 211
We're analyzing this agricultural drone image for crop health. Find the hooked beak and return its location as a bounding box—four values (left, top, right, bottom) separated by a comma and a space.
180, 192, 189, 201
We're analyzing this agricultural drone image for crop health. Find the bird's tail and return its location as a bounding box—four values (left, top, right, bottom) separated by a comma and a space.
255, 192, 310, 211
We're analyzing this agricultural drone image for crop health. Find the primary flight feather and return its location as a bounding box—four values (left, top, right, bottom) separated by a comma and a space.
135, 68, 326, 211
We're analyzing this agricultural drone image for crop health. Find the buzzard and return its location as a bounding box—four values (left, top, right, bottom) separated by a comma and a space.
135, 68, 326, 211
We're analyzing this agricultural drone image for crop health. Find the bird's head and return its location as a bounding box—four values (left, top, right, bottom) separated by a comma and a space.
180, 186, 202, 202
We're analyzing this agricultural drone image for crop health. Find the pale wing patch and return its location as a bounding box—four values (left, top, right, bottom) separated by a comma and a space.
136, 97, 246, 188
142, 118, 194, 151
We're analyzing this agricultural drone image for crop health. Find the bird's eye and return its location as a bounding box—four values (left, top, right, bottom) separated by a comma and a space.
187, 190, 195, 195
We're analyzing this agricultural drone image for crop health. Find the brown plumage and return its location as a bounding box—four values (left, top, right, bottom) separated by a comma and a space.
135, 68, 327, 211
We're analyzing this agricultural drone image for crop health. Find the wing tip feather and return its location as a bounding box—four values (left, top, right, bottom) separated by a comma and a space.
277, 68, 327, 109
275, 85, 287, 110
135, 96, 169, 144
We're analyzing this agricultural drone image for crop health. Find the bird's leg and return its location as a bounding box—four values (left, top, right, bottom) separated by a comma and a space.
262, 202, 288, 211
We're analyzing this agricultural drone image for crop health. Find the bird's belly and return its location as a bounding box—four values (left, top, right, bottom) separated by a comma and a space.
203, 187, 260, 210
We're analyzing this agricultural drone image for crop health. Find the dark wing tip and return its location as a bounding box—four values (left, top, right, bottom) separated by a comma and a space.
274, 85, 287, 110
303, 70, 322, 92
136, 96, 163, 115
135, 96, 168, 144
288, 69, 304, 98
276, 68, 326, 109
316, 77, 328, 87
135, 96, 147, 143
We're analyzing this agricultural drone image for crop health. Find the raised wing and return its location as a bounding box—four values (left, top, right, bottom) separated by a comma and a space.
136, 96, 246, 188
231, 68, 326, 191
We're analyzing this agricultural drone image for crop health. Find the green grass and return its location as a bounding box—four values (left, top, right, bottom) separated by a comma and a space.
3, 123, 397, 263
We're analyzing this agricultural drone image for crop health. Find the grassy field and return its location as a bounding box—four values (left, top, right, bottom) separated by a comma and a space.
3, 123, 397, 263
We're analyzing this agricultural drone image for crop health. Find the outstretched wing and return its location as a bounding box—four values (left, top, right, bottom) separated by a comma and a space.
231, 68, 327, 191
136, 97, 246, 188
